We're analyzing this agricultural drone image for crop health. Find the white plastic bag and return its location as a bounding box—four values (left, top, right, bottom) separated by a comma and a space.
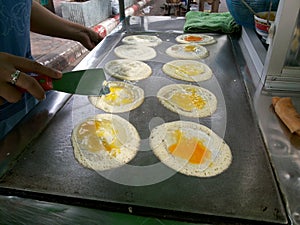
111, 0, 119, 15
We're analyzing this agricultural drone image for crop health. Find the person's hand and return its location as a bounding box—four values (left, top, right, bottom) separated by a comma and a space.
0, 52, 62, 103
76, 27, 103, 51
30, 1, 102, 51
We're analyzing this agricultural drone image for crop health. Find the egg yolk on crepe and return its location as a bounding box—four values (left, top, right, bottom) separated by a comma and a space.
169, 88, 206, 112
168, 130, 211, 164
89, 81, 144, 113
76, 119, 121, 157
103, 86, 135, 106
184, 35, 204, 42
149, 121, 232, 177
72, 114, 140, 171
157, 84, 217, 118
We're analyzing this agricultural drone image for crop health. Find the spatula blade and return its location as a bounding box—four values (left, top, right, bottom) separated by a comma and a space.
53, 68, 107, 96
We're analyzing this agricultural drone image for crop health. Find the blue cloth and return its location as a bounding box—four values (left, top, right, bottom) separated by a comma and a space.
226, 0, 279, 28
0, 0, 38, 140
0, 0, 32, 58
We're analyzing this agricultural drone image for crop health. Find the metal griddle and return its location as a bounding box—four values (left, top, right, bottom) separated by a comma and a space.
0, 17, 287, 224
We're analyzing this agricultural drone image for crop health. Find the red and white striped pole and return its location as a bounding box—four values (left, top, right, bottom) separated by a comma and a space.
93, 0, 152, 38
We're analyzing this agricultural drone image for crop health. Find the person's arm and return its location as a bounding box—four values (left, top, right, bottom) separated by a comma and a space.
30, 1, 102, 50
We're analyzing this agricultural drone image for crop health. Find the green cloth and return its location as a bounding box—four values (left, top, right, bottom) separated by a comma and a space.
184, 11, 241, 34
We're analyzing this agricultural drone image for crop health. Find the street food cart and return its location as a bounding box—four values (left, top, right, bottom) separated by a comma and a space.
0, 0, 299, 224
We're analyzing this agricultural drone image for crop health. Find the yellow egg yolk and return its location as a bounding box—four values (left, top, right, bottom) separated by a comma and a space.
170, 88, 206, 111
168, 130, 211, 164
184, 45, 197, 52
103, 86, 134, 106
77, 120, 121, 157
184, 36, 203, 42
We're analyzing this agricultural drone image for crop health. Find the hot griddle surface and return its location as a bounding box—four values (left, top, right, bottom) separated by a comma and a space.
0, 29, 287, 224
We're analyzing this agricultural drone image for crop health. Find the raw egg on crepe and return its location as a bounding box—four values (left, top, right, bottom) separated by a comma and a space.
149, 121, 232, 177
89, 81, 144, 113
175, 34, 217, 45
157, 84, 217, 118
72, 114, 140, 171
166, 43, 209, 59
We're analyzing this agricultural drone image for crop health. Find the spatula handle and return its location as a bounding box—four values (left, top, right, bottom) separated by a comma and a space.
16, 75, 53, 93
33, 75, 53, 91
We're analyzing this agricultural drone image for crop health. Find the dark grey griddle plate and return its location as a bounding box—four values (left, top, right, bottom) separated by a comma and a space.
0, 22, 287, 224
